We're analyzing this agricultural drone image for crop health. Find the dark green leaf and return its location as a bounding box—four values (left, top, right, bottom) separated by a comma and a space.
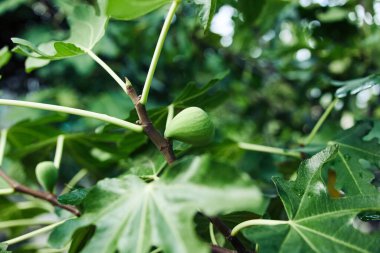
58, 188, 90, 206
244, 146, 380, 253
173, 72, 228, 108
328, 121, 379, 195
237, 0, 265, 24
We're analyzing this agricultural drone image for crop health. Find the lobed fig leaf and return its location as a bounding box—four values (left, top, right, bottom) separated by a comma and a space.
164, 107, 214, 145
35, 161, 58, 193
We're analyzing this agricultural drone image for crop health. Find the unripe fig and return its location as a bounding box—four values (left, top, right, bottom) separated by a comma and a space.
35, 161, 58, 193
164, 107, 214, 145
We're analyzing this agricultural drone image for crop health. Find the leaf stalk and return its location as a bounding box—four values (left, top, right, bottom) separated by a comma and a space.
2, 219, 69, 245
304, 98, 339, 145
0, 99, 143, 132
140, 0, 180, 105
231, 219, 289, 236
238, 142, 302, 158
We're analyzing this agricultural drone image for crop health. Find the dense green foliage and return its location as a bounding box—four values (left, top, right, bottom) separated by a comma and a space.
0, 0, 380, 252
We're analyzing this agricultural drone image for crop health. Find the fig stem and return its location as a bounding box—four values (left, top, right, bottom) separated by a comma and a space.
54, 135, 65, 169
85, 49, 127, 93
166, 104, 175, 129
2, 219, 71, 246
0, 129, 7, 166
61, 168, 88, 195
304, 98, 339, 145
238, 142, 302, 158
140, 0, 180, 105
231, 219, 289, 236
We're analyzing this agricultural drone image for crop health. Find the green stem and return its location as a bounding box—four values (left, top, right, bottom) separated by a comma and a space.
0, 99, 143, 132
209, 222, 218, 245
0, 219, 55, 229
2, 219, 69, 245
304, 98, 339, 145
238, 142, 301, 158
85, 49, 127, 92
166, 104, 174, 129
140, 0, 180, 105
37, 247, 68, 253
150, 248, 163, 253
62, 168, 88, 194
0, 129, 8, 166
54, 135, 65, 169
231, 219, 289, 236
0, 188, 14, 195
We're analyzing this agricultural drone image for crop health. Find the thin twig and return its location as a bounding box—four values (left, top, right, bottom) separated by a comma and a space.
0, 169, 80, 216
209, 217, 252, 253
211, 245, 237, 253
304, 98, 339, 145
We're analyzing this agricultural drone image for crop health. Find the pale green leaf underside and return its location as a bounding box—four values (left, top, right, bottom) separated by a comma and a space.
332, 74, 380, 98
12, 2, 108, 71
106, 0, 171, 20
50, 156, 265, 253
192, 0, 217, 32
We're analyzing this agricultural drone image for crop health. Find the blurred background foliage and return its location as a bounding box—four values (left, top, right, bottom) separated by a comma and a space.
0, 0, 380, 250
1, 0, 380, 192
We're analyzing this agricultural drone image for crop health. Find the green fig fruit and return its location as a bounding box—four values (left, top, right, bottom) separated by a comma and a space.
35, 161, 58, 193
164, 107, 214, 145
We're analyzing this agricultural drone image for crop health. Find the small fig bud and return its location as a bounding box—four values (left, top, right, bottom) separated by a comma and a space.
35, 161, 58, 193
164, 107, 214, 145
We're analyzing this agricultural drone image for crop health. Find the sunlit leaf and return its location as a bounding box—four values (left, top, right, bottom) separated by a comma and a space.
12, 1, 108, 70
105, 0, 171, 20
50, 156, 266, 253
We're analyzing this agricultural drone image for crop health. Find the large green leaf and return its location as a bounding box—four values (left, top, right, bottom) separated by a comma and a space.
50, 156, 266, 253
192, 0, 217, 32
173, 72, 228, 109
105, 0, 171, 20
244, 145, 380, 253
12, 1, 108, 71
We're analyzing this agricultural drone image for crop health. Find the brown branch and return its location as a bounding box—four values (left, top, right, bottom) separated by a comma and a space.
209, 217, 253, 253
0, 169, 81, 216
211, 245, 237, 253
126, 82, 176, 164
